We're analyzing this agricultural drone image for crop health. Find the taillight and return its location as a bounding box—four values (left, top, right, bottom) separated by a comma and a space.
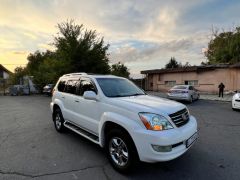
52, 88, 55, 96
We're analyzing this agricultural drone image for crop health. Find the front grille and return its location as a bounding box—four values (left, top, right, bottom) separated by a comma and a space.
169, 108, 189, 127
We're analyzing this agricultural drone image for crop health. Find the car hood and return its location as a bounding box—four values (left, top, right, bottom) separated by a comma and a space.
108, 95, 186, 115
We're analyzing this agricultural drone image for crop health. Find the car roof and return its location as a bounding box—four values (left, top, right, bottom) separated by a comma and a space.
59, 73, 124, 80
173, 85, 190, 87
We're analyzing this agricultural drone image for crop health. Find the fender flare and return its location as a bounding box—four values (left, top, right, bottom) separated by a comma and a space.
52, 99, 65, 116
98, 112, 142, 147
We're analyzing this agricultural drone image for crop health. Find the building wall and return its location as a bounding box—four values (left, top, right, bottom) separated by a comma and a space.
146, 68, 240, 93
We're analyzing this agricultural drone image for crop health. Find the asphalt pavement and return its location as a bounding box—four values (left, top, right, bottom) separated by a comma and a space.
0, 95, 239, 180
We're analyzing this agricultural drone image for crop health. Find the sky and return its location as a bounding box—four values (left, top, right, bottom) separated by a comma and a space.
0, 0, 240, 78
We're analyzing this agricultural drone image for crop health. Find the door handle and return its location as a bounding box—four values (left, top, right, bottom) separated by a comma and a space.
75, 100, 79, 103
62, 96, 65, 99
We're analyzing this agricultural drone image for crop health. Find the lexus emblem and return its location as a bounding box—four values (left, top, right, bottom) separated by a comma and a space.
182, 114, 187, 121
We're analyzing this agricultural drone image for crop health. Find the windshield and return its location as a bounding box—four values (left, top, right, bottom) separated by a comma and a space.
96, 78, 145, 97
172, 85, 187, 89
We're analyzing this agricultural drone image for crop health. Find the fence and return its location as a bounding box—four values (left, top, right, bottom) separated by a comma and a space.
0, 80, 41, 96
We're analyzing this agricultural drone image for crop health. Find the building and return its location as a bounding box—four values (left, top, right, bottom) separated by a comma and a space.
0, 64, 11, 79
141, 63, 240, 93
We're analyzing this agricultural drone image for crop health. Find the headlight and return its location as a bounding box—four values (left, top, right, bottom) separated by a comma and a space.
139, 113, 174, 131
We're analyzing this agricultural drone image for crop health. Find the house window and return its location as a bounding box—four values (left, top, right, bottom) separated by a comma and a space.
185, 80, 198, 86
0, 71, 3, 78
158, 74, 162, 81
165, 81, 176, 87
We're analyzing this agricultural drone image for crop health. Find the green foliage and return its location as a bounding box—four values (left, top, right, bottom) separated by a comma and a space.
9, 67, 27, 84
165, 57, 181, 68
54, 20, 110, 74
111, 62, 130, 78
206, 27, 240, 64
12, 20, 115, 89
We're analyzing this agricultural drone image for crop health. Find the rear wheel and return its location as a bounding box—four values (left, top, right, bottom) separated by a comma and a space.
106, 129, 138, 173
196, 94, 200, 100
189, 96, 193, 103
53, 108, 66, 133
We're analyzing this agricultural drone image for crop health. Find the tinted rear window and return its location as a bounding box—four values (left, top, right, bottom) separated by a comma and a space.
57, 80, 66, 92
172, 85, 187, 89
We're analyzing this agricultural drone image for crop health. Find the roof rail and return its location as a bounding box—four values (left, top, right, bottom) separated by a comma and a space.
62, 72, 87, 77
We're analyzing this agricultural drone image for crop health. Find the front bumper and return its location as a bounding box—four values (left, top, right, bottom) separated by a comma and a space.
232, 99, 240, 109
132, 116, 197, 163
167, 94, 190, 101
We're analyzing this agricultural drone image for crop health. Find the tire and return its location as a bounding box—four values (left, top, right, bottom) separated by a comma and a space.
106, 129, 138, 173
232, 107, 239, 111
189, 96, 193, 103
53, 108, 66, 133
197, 94, 200, 100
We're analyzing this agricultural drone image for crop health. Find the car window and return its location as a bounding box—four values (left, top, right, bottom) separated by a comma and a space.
57, 80, 66, 92
96, 78, 145, 97
65, 80, 78, 94
76, 78, 97, 96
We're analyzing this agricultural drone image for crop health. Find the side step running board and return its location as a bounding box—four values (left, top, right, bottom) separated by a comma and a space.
64, 121, 100, 144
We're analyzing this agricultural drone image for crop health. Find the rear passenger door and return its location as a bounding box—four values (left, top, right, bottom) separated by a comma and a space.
62, 79, 78, 122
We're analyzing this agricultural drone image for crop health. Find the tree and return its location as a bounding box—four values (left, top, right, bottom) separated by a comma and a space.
54, 20, 110, 74
23, 20, 113, 90
183, 62, 191, 67
111, 62, 130, 78
9, 66, 27, 84
206, 26, 240, 64
165, 57, 181, 68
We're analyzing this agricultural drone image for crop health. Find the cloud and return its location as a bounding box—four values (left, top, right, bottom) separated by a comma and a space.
0, 0, 239, 76
13, 51, 28, 55
38, 43, 56, 51
110, 39, 195, 64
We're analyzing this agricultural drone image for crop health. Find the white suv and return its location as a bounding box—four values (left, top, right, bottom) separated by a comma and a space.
50, 73, 198, 172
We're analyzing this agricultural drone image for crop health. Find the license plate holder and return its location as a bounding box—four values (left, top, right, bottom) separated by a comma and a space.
186, 132, 198, 148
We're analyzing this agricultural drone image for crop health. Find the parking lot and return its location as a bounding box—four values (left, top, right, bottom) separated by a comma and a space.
0, 95, 240, 180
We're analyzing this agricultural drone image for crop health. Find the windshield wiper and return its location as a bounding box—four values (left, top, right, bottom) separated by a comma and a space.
108, 93, 145, 97
129, 93, 145, 96
108, 95, 128, 97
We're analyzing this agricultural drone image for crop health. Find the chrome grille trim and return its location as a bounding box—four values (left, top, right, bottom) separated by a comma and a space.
169, 108, 189, 127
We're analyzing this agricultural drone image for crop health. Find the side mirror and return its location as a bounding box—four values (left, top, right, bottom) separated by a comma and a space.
83, 91, 98, 101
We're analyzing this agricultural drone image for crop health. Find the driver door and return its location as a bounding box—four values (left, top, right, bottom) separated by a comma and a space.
72, 78, 102, 135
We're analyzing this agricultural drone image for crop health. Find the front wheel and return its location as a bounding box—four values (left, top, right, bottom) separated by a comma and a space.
106, 129, 138, 173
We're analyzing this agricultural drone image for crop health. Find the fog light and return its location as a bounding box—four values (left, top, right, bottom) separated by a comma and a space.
152, 145, 172, 152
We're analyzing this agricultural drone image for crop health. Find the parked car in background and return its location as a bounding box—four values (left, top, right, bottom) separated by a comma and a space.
167, 85, 200, 103
232, 91, 240, 110
43, 84, 54, 96
9, 85, 30, 96
50, 73, 198, 172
